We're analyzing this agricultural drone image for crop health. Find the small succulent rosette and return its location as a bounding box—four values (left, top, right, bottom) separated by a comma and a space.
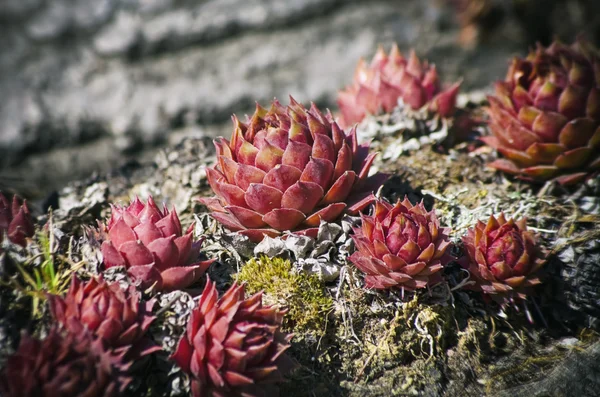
199, 97, 388, 242
100, 196, 215, 292
47, 276, 161, 359
171, 278, 294, 397
461, 213, 546, 304
0, 192, 34, 247
337, 44, 461, 127
349, 197, 451, 291
482, 38, 600, 185
0, 328, 131, 397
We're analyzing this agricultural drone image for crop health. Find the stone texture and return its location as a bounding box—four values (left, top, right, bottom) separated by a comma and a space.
497, 341, 600, 397
0, 0, 528, 171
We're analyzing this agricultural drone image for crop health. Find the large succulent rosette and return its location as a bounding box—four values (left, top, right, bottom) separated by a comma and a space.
100, 196, 215, 292
0, 192, 34, 247
349, 197, 451, 290
199, 98, 387, 242
47, 276, 160, 359
337, 45, 461, 127
482, 38, 600, 185
171, 278, 294, 397
461, 213, 546, 301
0, 328, 130, 397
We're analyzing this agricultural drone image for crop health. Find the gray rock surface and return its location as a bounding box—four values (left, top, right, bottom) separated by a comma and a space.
497, 341, 600, 397
0, 0, 525, 172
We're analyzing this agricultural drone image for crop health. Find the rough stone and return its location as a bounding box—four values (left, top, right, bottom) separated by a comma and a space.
497, 341, 600, 397
0, 0, 526, 170
1, 0, 43, 20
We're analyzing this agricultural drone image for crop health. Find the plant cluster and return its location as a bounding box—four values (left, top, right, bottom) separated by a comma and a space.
1, 197, 294, 396
348, 196, 547, 307
1, 38, 597, 395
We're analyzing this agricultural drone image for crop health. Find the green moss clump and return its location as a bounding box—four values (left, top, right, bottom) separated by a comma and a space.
236, 255, 333, 334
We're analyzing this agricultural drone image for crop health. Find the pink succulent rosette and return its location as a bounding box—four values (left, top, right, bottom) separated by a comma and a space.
0, 328, 131, 397
100, 196, 215, 292
337, 44, 461, 127
199, 98, 387, 242
482, 38, 600, 185
171, 278, 294, 397
0, 192, 34, 247
461, 213, 546, 301
48, 276, 160, 359
349, 197, 451, 290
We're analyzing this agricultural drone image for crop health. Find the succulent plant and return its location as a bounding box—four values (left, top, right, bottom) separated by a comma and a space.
461, 213, 546, 301
100, 196, 215, 292
47, 276, 160, 359
337, 45, 461, 127
349, 197, 451, 290
171, 278, 294, 397
199, 98, 387, 242
0, 328, 131, 397
482, 38, 600, 185
0, 192, 34, 247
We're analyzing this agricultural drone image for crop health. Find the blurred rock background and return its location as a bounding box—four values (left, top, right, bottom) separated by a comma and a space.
0, 0, 598, 197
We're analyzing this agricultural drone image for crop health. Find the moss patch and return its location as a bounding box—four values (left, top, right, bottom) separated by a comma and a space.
236, 256, 333, 334
329, 273, 459, 395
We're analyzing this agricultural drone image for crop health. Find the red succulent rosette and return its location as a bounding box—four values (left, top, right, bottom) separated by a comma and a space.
171, 278, 294, 397
100, 196, 215, 292
0, 192, 34, 247
482, 38, 600, 185
349, 197, 451, 290
461, 213, 546, 301
199, 98, 387, 242
0, 328, 131, 397
47, 276, 160, 359
337, 44, 461, 127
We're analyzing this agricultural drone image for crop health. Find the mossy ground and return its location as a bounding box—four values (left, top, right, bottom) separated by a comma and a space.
236, 256, 333, 334
274, 139, 600, 396
1, 118, 599, 396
